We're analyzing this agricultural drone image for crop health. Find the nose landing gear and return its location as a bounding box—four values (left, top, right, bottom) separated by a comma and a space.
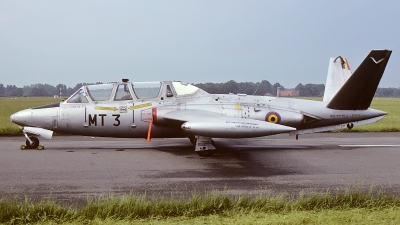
19, 127, 53, 150
21, 136, 44, 150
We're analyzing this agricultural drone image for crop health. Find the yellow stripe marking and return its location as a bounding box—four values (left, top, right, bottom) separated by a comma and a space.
235, 104, 242, 110
94, 106, 118, 111
129, 102, 152, 110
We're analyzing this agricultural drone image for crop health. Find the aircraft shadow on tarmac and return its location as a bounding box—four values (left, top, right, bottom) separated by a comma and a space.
50, 141, 312, 175
59, 142, 324, 154
46, 138, 340, 178
150, 142, 323, 178
42, 140, 328, 189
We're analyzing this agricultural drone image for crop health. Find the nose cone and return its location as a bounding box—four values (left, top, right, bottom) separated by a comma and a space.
11, 105, 60, 128
10, 109, 32, 126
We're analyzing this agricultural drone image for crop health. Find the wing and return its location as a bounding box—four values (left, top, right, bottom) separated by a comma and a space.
163, 109, 295, 138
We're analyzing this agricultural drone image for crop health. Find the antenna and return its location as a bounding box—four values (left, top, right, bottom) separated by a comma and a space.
253, 83, 261, 95
253, 77, 266, 95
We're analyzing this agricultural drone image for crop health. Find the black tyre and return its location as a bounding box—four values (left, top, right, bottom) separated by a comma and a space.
197, 150, 215, 157
347, 123, 354, 129
26, 137, 39, 149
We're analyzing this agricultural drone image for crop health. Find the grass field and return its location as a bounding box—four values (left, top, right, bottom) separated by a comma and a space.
1, 189, 400, 224
0, 97, 399, 135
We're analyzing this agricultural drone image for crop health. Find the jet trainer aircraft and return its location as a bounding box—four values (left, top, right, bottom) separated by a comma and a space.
11, 49, 391, 156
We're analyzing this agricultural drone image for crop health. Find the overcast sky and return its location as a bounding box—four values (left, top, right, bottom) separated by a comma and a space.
1, 1, 399, 89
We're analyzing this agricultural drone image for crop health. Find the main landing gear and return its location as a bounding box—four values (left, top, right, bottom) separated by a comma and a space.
189, 136, 217, 157
347, 123, 354, 129
21, 135, 44, 150
197, 150, 215, 157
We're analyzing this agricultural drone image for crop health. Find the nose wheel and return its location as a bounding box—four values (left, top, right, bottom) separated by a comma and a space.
20, 136, 44, 150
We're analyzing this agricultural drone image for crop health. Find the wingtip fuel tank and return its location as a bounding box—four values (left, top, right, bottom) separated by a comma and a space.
181, 118, 296, 138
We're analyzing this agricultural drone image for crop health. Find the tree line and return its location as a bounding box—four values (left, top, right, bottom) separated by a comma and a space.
0, 81, 399, 97
194, 80, 400, 97
0, 83, 98, 97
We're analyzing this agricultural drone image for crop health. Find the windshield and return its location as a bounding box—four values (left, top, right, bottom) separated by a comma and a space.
115, 84, 133, 101
86, 84, 114, 101
132, 82, 161, 99
67, 89, 89, 103
172, 82, 200, 96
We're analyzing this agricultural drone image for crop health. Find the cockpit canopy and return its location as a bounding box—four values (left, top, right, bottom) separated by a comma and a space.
66, 81, 208, 103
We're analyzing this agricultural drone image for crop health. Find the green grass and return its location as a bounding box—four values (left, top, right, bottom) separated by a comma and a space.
1, 189, 400, 224
27, 208, 400, 224
1, 97, 399, 135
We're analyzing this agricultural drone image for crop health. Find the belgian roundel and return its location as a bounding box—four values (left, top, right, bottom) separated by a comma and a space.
265, 112, 281, 124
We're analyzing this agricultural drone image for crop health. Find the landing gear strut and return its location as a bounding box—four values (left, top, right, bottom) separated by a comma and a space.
189, 136, 197, 145
194, 136, 216, 157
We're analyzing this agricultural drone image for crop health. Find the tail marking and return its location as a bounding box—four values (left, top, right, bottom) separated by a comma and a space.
370, 57, 385, 64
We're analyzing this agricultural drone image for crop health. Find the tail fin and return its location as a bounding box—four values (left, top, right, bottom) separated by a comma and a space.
323, 56, 352, 103
326, 49, 392, 110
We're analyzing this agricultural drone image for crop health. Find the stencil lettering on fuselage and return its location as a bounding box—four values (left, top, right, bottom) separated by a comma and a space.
87, 114, 121, 126
141, 108, 152, 122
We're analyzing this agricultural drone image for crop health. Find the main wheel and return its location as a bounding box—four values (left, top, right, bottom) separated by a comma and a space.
347, 123, 354, 129
26, 137, 39, 149
197, 150, 216, 157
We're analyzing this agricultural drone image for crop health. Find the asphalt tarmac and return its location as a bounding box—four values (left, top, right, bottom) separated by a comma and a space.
1, 133, 400, 204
